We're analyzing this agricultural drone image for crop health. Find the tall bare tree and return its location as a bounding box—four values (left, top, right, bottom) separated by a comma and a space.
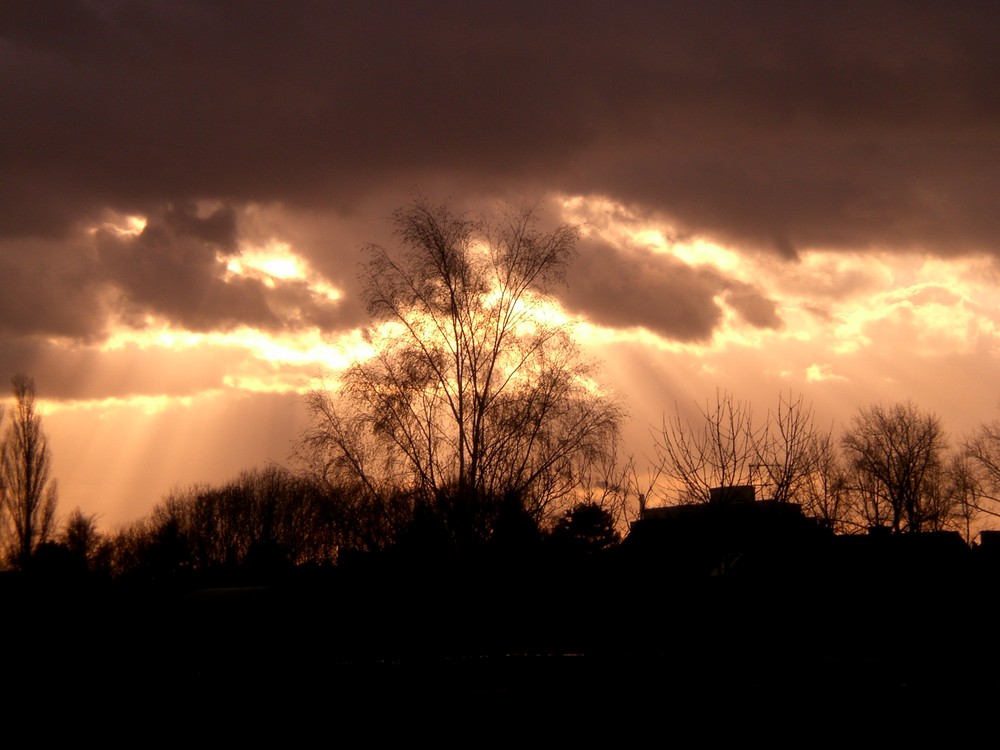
299, 200, 624, 547
840, 401, 949, 533
1, 374, 57, 570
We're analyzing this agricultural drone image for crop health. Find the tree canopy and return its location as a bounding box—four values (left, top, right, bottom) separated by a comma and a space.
299, 201, 624, 550
840, 401, 949, 533
1, 374, 57, 569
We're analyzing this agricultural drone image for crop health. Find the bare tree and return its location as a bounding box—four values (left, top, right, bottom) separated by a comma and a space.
847, 460, 894, 531
946, 452, 992, 543
755, 391, 832, 505
652, 389, 827, 506
298, 200, 624, 547
1, 374, 57, 570
840, 401, 949, 533
653, 389, 762, 504
922, 455, 976, 535
797, 432, 856, 533
963, 418, 1000, 524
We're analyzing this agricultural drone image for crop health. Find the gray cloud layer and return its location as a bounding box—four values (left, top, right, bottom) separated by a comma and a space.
2, 0, 998, 353
95, 205, 281, 332
565, 239, 781, 340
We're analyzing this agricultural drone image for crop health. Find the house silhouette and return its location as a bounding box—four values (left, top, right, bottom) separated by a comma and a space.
620, 485, 833, 579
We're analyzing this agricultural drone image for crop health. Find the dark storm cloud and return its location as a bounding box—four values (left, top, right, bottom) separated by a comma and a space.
0, 235, 105, 340
2, 0, 998, 352
0, 200, 354, 341
3, 0, 999, 257
94, 205, 279, 332
163, 203, 239, 252
562, 239, 781, 340
93, 204, 356, 333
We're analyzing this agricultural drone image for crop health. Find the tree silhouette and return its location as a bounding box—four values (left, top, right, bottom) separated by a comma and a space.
964, 417, 1000, 525
549, 502, 621, 555
653, 389, 828, 506
105, 466, 344, 580
1, 374, 57, 570
654, 389, 761, 503
299, 200, 624, 550
60, 506, 107, 573
796, 432, 855, 533
841, 401, 950, 533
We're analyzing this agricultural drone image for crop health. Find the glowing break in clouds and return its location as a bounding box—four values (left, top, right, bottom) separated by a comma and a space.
555, 194, 1000, 373
59, 212, 373, 411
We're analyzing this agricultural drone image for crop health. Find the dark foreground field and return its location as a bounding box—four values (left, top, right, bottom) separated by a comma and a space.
3, 563, 998, 740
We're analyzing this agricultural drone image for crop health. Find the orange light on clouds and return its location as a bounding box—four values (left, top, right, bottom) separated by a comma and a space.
90, 212, 147, 238
42, 392, 204, 417
560, 193, 742, 270
226, 243, 298, 283
45, 197, 1000, 530
554, 193, 1000, 433
97, 321, 374, 396
91, 234, 371, 397
224, 240, 343, 300
805, 364, 847, 383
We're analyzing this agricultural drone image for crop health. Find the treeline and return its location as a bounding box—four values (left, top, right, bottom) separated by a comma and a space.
21, 466, 621, 583
98, 466, 342, 580
11, 389, 1000, 584
645, 390, 1000, 541
6, 380, 1000, 585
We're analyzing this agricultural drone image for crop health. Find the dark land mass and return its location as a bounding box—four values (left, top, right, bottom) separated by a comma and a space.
3, 531, 1000, 739
5, 485, 1000, 738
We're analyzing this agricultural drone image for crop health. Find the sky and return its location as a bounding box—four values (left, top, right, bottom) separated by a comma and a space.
2, 1, 999, 531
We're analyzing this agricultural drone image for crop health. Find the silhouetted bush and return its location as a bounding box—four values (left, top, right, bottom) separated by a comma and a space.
548, 502, 620, 556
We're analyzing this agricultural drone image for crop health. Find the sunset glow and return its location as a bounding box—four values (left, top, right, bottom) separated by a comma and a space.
93, 213, 148, 238
2, 3, 997, 532
10, 5, 1000, 718
32, 200, 1000, 529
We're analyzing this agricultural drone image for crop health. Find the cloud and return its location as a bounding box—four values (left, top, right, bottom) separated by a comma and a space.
725, 288, 782, 330
0, 200, 366, 358
805, 364, 847, 383
561, 238, 781, 340
95, 206, 281, 332
0, 337, 236, 402
0, 235, 107, 340
6, 1, 998, 529
2, 1, 998, 260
